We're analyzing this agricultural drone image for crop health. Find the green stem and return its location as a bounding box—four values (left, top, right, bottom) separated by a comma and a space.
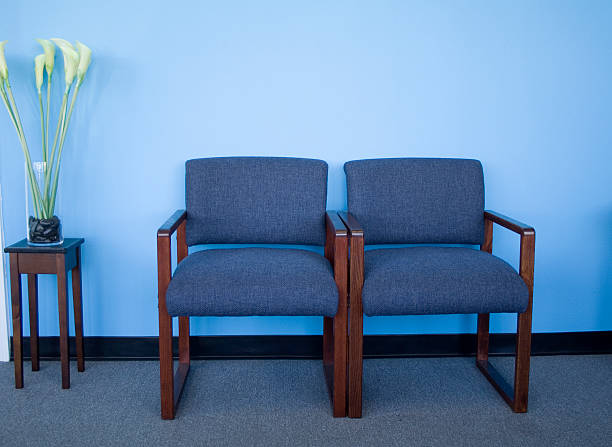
0, 82, 19, 133
38, 90, 45, 163
44, 89, 69, 213
1, 83, 42, 218
5, 80, 45, 218
49, 83, 81, 215
45, 73, 51, 164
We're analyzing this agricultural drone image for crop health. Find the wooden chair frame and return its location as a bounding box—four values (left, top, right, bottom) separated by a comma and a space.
157, 210, 348, 419
339, 210, 535, 418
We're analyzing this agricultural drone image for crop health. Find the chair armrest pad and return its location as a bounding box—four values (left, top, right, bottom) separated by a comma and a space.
158, 210, 187, 237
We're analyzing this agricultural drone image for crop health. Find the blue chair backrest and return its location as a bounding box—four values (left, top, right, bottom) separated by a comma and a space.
186, 157, 328, 246
344, 158, 484, 245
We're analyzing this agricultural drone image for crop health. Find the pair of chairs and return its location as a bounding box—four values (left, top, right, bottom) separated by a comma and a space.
157, 157, 535, 419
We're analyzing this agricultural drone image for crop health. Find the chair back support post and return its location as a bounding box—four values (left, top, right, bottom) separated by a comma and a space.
477, 218, 494, 363
176, 221, 190, 366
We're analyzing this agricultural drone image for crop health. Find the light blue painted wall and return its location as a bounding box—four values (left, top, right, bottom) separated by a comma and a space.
0, 1, 610, 337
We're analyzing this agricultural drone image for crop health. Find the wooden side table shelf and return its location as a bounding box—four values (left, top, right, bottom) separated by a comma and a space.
4, 238, 85, 389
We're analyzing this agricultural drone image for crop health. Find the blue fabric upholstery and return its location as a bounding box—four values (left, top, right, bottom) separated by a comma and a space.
344, 158, 485, 244
362, 247, 528, 316
166, 248, 338, 317
186, 157, 328, 246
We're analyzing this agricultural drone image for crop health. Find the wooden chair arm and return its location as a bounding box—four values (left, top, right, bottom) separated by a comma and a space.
326, 211, 348, 239
325, 211, 348, 316
483, 210, 535, 295
338, 211, 364, 237
158, 210, 187, 237
338, 212, 365, 311
484, 210, 534, 236
157, 210, 188, 314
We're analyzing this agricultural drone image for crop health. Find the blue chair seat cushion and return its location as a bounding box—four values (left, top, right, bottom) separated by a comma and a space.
166, 248, 338, 317
362, 247, 529, 316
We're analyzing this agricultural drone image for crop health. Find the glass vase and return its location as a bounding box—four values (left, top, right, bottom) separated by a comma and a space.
25, 161, 63, 246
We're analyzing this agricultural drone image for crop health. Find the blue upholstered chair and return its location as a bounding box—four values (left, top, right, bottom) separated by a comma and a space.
157, 157, 348, 419
340, 158, 535, 418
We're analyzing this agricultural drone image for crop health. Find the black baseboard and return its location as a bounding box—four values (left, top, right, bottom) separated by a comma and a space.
9, 331, 612, 360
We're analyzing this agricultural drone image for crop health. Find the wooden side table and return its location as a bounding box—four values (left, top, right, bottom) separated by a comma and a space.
4, 238, 85, 389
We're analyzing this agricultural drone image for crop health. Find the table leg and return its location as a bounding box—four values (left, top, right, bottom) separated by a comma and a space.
28, 274, 39, 371
10, 254, 23, 389
56, 254, 70, 389
72, 247, 84, 372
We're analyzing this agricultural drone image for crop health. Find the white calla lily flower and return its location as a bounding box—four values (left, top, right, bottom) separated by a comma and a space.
75, 41, 91, 84
51, 38, 79, 90
35, 54, 45, 92
36, 39, 55, 75
0, 41, 8, 81
50, 38, 75, 53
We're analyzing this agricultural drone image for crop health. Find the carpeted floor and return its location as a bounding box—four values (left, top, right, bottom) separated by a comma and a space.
1, 355, 611, 446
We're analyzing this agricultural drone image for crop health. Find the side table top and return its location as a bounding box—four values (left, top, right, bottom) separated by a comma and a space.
4, 238, 84, 254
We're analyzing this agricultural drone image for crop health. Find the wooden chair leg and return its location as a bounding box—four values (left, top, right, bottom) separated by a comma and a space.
513, 310, 532, 412
27, 274, 39, 372
178, 316, 190, 366
323, 316, 333, 366
476, 313, 489, 364
476, 310, 533, 413
348, 307, 363, 418
159, 310, 174, 420
10, 254, 23, 389
332, 311, 347, 417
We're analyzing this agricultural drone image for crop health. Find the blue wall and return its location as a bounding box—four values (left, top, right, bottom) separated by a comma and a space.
1, 1, 610, 337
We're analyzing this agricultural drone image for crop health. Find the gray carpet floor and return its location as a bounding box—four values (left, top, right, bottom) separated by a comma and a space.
1, 355, 611, 446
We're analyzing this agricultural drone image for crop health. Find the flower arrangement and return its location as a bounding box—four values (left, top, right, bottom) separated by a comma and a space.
0, 38, 91, 244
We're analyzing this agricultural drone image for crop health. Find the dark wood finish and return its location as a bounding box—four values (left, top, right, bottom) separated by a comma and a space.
27, 274, 39, 371
322, 317, 333, 365
18, 254, 57, 274
476, 359, 514, 407
5, 238, 85, 389
176, 220, 190, 367
476, 314, 490, 364
173, 362, 190, 408
156, 210, 347, 419
338, 211, 364, 418
56, 254, 70, 389
477, 212, 535, 413
484, 210, 534, 235
72, 247, 85, 372
324, 211, 348, 418
157, 230, 176, 419
157, 210, 187, 237
176, 220, 188, 263
341, 209, 535, 416
17, 249, 77, 273
477, 219, 492, 364
157, 211, 191, 420
10, 254, 23, 389
513, 231, 535, 412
